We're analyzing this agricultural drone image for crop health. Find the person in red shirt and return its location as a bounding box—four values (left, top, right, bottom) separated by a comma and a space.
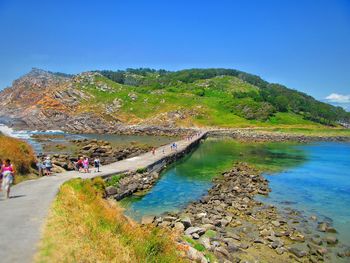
1, 159, 15, 199
76, 157, 83, 172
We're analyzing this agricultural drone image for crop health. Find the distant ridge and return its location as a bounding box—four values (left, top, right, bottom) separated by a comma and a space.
0, 67, 349, 132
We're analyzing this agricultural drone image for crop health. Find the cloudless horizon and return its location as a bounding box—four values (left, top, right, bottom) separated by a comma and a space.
0, 0, 349, 106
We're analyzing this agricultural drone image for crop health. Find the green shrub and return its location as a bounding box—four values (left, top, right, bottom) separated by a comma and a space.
136, 167, 147, 174
106, 174, 125, 187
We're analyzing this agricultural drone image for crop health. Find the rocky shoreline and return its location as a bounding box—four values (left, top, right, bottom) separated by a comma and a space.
129, 163, 350, 263
3, 117, 350, 141
105, 171, 160, 201
41, 138, 152, 173
207, 129, 350, 142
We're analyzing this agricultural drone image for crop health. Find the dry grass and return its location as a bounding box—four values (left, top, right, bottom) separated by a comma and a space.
36, 177, 187, 263
0, 134, 36, 175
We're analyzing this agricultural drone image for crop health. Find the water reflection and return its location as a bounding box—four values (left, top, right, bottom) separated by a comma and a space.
123, 138, 307, 220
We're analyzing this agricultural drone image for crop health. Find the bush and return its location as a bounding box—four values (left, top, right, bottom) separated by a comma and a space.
136, 167, 147, 174
0, 134, 36, 174
226, 99, 275, 121
106, 174, 125, 187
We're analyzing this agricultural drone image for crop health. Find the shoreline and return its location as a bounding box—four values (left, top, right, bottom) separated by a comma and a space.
2, 122, 350, 142
0, 125, 348, 262
137, 163, 350, 263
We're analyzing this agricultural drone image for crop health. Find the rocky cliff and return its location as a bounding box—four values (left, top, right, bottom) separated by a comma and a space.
0, 68, 117, 132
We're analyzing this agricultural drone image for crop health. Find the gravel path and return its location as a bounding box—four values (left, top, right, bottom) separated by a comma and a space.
0, 133, 206, 263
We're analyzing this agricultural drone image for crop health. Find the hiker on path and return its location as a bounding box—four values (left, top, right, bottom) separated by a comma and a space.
36, 157, 44, 176
172, 142, 178, 151
94, 157, 100, 173
44, 156, 52, 176
76, 157, 83, 172
83, 157, 89, 173
152, 147, 156, 155
0, 159, 3, 187
1, 159, 15, 199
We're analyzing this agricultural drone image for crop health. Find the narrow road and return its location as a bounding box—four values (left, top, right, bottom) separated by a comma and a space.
0, 132, 206, 263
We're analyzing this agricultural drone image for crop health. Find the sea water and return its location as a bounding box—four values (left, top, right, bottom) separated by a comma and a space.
123, 139, 350, 245
258, 142, 350, 245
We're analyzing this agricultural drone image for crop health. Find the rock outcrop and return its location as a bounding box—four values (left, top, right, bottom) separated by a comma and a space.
0, 69, 117, 132
46, 138, 152, 171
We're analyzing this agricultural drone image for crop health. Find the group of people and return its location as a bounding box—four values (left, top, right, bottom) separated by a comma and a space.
0, 134, 202, 199
75, 157, 101, 173
0, 159, 15, 199
184, 132, 201, 141
36, 156, 53, 176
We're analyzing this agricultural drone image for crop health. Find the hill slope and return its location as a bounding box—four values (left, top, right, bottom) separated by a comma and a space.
0, 68, 349, 132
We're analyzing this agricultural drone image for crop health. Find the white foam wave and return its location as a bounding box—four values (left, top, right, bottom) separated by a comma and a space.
0, 124, 32, 139
0, 124, 65, 139
44, 130, 65, 133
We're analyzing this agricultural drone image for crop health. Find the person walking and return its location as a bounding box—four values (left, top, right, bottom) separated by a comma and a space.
0, 159, 3, 189
152, 147, 156, 155
94, 157, 100, 173
44, 156, 53, 176
36, 157, 44, 176
76, 157, 83, 172
83, 157, 89, 173
1, 159, 15, 199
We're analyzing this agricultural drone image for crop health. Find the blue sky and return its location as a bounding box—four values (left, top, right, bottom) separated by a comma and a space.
0, 0, 349, 107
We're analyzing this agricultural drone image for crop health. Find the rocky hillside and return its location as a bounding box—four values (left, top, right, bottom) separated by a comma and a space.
0, 69, 116, 132
0, 68, 349, 132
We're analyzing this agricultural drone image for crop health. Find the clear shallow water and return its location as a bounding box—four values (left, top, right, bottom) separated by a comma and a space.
123, 138, 307, 219
124, 139, 350, 246
258, 142, 350, 244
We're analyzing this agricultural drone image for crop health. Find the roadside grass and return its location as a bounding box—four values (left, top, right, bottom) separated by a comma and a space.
36, 177, 187, 263
0, 134, 36, 179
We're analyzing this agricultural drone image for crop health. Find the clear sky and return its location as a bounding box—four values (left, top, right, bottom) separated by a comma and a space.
0, 0, 349, 105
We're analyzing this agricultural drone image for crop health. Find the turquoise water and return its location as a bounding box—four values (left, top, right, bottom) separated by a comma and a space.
258, 142, 350, 244
124, 139, 350, 246
123, 138, 306, 219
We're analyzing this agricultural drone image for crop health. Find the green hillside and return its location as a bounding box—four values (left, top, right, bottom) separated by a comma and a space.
70, 68, 350, 129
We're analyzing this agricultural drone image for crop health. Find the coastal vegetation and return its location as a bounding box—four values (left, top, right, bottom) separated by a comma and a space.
0, 133, 36, 181
95, 68, 350, 126
36, 178, 186, 263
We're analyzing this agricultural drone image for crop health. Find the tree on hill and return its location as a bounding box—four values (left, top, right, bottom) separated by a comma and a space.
97, 68, 350, 126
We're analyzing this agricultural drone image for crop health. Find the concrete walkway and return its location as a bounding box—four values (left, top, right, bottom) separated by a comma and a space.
0, 132, 206, 263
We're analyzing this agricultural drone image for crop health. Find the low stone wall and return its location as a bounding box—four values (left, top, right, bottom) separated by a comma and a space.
105, 133, 207, 201
146, 133, 207, 173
